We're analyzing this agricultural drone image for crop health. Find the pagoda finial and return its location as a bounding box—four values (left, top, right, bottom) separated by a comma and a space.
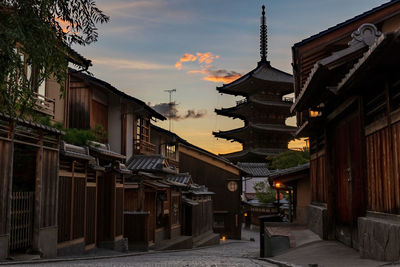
260, 5, 268, 63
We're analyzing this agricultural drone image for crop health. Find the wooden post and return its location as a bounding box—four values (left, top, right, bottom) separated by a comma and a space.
32, 129, 43, 252
70, 160, 75, 240
5, 120, 15, 254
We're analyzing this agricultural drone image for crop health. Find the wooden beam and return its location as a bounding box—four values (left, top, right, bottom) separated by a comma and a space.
32, 130, 43, 251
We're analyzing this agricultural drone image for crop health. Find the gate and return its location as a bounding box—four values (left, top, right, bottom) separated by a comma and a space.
10, 192, 34, 251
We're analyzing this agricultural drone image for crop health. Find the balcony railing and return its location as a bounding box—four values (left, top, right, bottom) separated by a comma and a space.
33, 92, 55, 117
133, 139, 156, 155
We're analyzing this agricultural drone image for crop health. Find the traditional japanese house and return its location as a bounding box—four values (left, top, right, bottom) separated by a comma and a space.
213, 5, 296, 163
125, 155, 192, 250
67, 70, 165, 158
0, 113, 62, 259
291, 0, 400, 261
178, 142, 244, 239
0, 43, 90, 259
268, 163, 310, 225
150, 125, 220, 246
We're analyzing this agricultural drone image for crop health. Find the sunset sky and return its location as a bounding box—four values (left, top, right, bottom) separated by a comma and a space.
72, 0, 388, 154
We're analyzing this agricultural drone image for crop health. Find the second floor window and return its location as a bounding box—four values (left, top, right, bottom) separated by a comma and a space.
136, 117, 150, 143
165, 144, 176, 159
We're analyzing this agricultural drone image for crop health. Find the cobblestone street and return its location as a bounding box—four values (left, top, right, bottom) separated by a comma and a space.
17, 229, 276, 267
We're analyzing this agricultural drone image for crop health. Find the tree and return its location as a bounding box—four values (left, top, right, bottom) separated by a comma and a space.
0, 0, 109, 117
267, 150, 309, 170
253, 181, 276, 203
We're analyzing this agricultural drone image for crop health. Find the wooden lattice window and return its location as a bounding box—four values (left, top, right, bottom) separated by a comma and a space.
136, 117, 150, 143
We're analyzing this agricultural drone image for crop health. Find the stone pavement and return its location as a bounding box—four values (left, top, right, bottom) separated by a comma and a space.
270, 240, 392, 267
11, 228, 275, 267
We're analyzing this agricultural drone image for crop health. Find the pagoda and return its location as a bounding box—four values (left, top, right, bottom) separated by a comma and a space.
213, 5, 296, 163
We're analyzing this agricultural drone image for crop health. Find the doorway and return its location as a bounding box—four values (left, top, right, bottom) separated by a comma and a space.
331, 105, 364, 248
10, 144, 37, 252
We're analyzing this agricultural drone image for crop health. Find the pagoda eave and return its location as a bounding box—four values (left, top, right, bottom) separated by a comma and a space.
220, 147, 289, 163
215, 108, 246, 121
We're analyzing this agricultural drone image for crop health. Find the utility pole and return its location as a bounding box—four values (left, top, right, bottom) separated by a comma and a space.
164, 89, 176, 131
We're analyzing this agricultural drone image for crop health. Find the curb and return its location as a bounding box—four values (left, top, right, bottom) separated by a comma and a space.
0, 240, 248, 265
258, 257, 304, 267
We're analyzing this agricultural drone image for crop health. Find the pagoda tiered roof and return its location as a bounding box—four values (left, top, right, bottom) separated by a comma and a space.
213, 123, 296, 143
215, 97, 292, 120
221, 147, 288, 162
216, 61, 293, 97
213, 5, 295, 163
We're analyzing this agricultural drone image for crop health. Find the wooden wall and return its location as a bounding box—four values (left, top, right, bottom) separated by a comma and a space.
179, 151, 241, 239
191, 196, 213, 238
40, 149, 58, 228
68, 77, 91, 129
0, 139, 12, 236
58, 157, 87, 243
310, 152, 327, 203
366, 122, 400, 214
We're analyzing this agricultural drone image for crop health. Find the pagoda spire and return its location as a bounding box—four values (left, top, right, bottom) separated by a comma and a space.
260, 5, 268, 63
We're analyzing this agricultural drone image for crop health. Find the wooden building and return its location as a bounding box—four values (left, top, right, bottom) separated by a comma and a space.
0, 113, 62, 259
0, 45, 89, 259
68, 70, 165, 158
151, 124, 244, 239
213, 5, 296, 163
291, 0, 400, 261
125, 155, 192, 250
178, 142, 244, 239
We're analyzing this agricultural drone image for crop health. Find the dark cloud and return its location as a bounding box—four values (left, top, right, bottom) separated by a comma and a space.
184, 109, 207, 119
152, 102, 206, 120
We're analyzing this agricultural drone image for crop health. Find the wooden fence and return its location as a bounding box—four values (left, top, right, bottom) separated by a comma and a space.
10, 192, 34, 251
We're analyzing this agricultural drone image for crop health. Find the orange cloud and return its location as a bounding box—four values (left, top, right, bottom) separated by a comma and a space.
196, 52, 217, 66
186, 69, 207, 74
203, 74, 241, 83
176, 52, 241, 83
175, 53, 197, 70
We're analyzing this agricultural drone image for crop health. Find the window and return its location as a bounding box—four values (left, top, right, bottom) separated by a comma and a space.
136, 117, 150, 142
165, 144, 176, 159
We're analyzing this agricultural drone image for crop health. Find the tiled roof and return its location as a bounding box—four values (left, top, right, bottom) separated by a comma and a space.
167, 172, 192, 187
60, 141, 94, 161
88, 141, 126, 159
0, 112, 64, 135
217, 61, 293, 92
127, 154, 177, 174
237, 162, 271, 177
268, 163, 310, 179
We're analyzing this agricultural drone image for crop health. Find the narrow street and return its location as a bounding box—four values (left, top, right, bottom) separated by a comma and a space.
17, 228, 276, 267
